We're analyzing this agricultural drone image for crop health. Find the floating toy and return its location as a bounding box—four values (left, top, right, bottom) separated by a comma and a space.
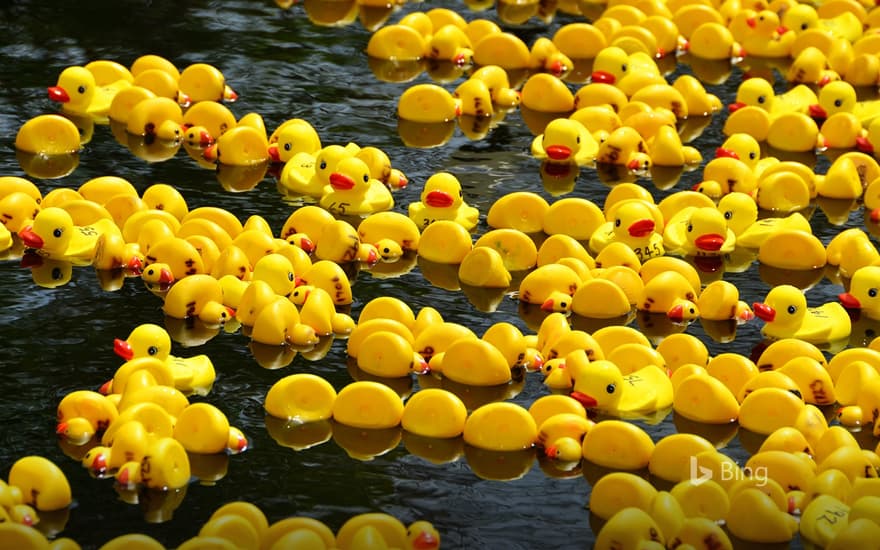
754, 284, 852, 345
14, 114, 82, 155
174, 402, 247, 454
397, 84, 459, 123
582, 418, 654, 470
530, 117, 597, 165
463, 402, 536, 452
48, 65, 132, 118
203, 125, 269, 166
568, 350, 672, 417
663, 206, 736, 256
18, 206, 123, 265
319, 156, 394, 215
840, 265, 880, 320
336, 513, 439, 550
590, 199, 664, 259
111, 323, 216, 396
332, 381, 404, 430
267, 118, 321, 163
408, 172, 478, 230
517, 263, 580, 312
432, 338, 512, 386
290, 285, 355, 336
696, 280, 754, 322
178, 62, 237, 104
638, 270, 699, 321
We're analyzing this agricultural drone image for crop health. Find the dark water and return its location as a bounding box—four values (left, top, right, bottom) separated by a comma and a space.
0, 0, 869, 548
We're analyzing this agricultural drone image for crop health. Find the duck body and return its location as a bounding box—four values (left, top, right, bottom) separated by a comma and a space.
568, 352, 673, 417
663, 206, 736, 256
48, 65, 132, 119
589, 199, 664, 260
408, 172, 478, 230
530, 118, 597, 165
18, 206, 122, 264
320, 157, 394, 216
754, 284, 852, 345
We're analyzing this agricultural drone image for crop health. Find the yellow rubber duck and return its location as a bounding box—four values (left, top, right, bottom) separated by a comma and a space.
319, 156, 394, 216
8, 455, 72, 512
686, 22, 745, 60
203, 125, 269, 166
48, 65, 132, 119
174, 402, 248, 454
591, 46, 665, 97
840, 265, 880, 320
14, 114, 82, 155
18, 206, 123, 265
697, 280, 754, 322
811, 80, 880, 126
332, 381, 404, 430
463, 401, 536, 452
178, 62, 238, 104
407, 172, 478, 230
266, 118, 321, 163
530, 117, 598, 165
111, 323, 216, 396
589, 199, 664, 259
730, 77, 817, 116
638, 270, 699, 322
569, 352, 673, 417
517, 263, 580, 312
753, 284, 852, 345
432, 338, 512, 386
739, 10, 797, 58
397, 83, 459, 123
336, 513, 439, 550
595, 126, 652, 171
663, 206, 736, 256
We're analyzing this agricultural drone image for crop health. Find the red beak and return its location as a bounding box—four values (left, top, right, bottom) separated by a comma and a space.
549, 59, 565, 76
297, 236, 315, 253
753, 302, 776, 321
126, 256, 143, 274
545, 145, 572, 160
452, 52, 468, 66
114, 338, 134, 360
267, 144, 281, 163
47, 86, 70, 103
99, 380, 113, 395
715, 147, 739, 159
55, 422, 68, 435
728, 101, 746, 113
18, 226, 44, 249
570, 391, 597, 408
414, 357, 431, 375
839, 292, 862, 309
591, 70, 615, 84
695, 234, 725, 251
857, 136, 874, 154
746, 17, 756, 27
425, 190, 454, 208
159, 267, 174, 284
90, 453, 108, 472
541, 298, 556, 312
628, 219, 655, 237
203, 144, 218, 162
667, 304, 684, 322
809, 104, 827, 120
329, 172, 355, 190
413, 531, 440, 550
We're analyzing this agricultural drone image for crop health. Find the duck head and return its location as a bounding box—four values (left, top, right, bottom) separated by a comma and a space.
421, 172, 464, 209
18, 207, 74, 254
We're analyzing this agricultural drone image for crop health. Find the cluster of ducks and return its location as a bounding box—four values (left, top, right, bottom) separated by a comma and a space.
0, 501, 438, 550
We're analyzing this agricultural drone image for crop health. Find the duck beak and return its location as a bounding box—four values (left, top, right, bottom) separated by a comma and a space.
545, 145, 572, 160
203, 144, 218, 162
267, 143, 281, 163
425, 190, 454, 207
839, 292, 862, 309
18, 226, 43, 249
55, 422, 68, 435
412, 531, 440, 550
628, 219, 655, 237
728, 101, 746, 113
695, 234, 725, 251
808, 104, 827, 120
591, 70, 615, 84
98, 380, 113, 395
857, 136, 874, 154
114, 338, 134, 360
667, 304, 684, 322
541, 298, 556, 312
159, 267, 174, 285
753, 302, 776, 321
715, 147, 739, 159
746, 16, 756, 27
47, 86, 70, 103
329, 172, 354, 190
570, 391, 597, 408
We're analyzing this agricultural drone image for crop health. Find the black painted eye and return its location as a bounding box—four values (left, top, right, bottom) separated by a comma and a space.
787, 305, 797, 314
576, 136, 580, 144
724, 211, 732, 219
52, 267, 62, 280
284, 143, 291, 151
545, 365, 552, 372
287, 272, 294, 281
383, 247, 390, 253
53, 228, 62, 237
606, 383, 616, 394
834, 99, 843, 107
687, 223, 693, 232
757, 95, 766, 104
319, 160, 327, 169
560, 301, 567, 308
801, 23, 808, 30
148, 346, 158, 355
146, 268, 154, 276
621, 63, 627, 72
363, 174, 369, 183
749, 152, 756, 159
870, 288, 878, 298
615, 218, 621, 227
77, 85, 85, 94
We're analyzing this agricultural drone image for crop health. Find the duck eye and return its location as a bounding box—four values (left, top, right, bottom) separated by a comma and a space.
383, 247, 390, 253
560, 301, 567, 308
53, 228, 63, 237
834, 99, 843, 107
148, 346, 158, 355
687, 223, 693, 232
757, 95, 766, 104
801, 23, 808, 30
749, 152, 756, 159
284, 143, 291, 151
615, 218, 621, 227
724, 211, 732, 219
363, 174, 369, 183
287, 272, 294, 281
787, 305, 797, 314
77, 85, 86, 94
870, 288, 878, 298
576, 136, 580, 144
621, 63, 627, 72
606, 383, 616, 394
319, 160, 327, 169
545, 365, 552, 372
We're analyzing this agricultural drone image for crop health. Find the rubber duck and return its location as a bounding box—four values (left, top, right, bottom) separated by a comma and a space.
715, 133, 777, 177
397, 83, 459, 123
124, 96, 183, 140
811, 80, 880, 127
203, 125, 269, 166
290, 285, 354, 336
786, 46, 840, 86
432, 338, 512, 386
8, 455, 72, 512
530, 117, 598, 165
568, 351, 673, 417
178, 63, 237, 104
267, 118, 322, 164
14, 114, 82, 155
591, 46, 665, 97
319, 156, 394, 216
663, 206, 736, 256
590, 199, 665, 259
596, 126, 652, 171
727, 487, 798, 543
468, 64, 521, 109
18, 206, 122, 265
486, 191, 549, 234
298, 260, 354, 306
518, 73, 575, 115
407, 172, 478, 230
112, 323, 216, 396
687, 22, 745, 60
472, 228, 538, 272
336, 514, 439, 550
462, 401, 536, 452
332, 381, 404, 430
739, 10, 796, 58
355, 146, 408, 191
48, 65, 131, 118
174, 402, 247, 454
582, 418, 655, 470
840, 265, 880, 320
648, 124, 703, 167
730, 77, 817, 116
517, 264, 580, 312
697, 280, 754, 322
753, 284, 852, 344
56, 389, 118, 445
162, 273, 229, 323
638, 270, 699, 321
